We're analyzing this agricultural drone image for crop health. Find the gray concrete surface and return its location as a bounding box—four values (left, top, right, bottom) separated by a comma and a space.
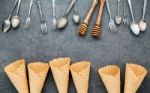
0, 0, 150, 92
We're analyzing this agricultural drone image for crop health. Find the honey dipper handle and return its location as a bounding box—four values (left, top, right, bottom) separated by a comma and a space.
84, 0, 98, 24
96, 0, 105, 25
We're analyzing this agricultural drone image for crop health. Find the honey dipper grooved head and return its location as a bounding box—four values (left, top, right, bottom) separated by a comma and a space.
78, 23, 88, 36
92, 25, 101, 37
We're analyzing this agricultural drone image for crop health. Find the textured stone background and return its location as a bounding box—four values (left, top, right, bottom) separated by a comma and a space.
0, 0, 150, 92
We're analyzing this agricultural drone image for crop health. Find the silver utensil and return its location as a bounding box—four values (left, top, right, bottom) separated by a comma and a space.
139, 0, 147, 31
36, 0, 48, 34
122, 1, 129, 25
52, 0, 56, 30
115, 0, 122, 25
11, 0, 22, 28
2, 0, 18, 33
127, 0, 140, 35
57, 0, 77, 28
24, 0, 34, 30
106, 0, 118, 32
72, 1, 80, 24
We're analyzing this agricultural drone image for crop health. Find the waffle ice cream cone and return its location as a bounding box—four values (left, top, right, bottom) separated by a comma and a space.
49, 57, 70, 93
124, 63, 147, 93
4, 59, 29, 93
28, 62, 49, 93
98, 65, 120, 93
70, 61, 90, 93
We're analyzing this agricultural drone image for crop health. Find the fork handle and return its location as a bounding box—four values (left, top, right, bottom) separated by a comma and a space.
84, 0, 98, 24
36, 0, 44, 22
106, 0, 112, 19
96, 0, 105, 25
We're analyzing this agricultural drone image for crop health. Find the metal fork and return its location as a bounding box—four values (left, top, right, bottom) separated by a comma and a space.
106, 0, 118, 32
24, 0, 34, 30
122, 0, 129, 25
36, 0, 48, 34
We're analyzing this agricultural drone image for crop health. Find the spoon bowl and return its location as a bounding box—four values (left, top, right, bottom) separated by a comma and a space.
130, 22, 140, 35
11, 16, 20, 28
73, 14, 80, 24
139, 20, 147, 31
2, 19, 11, 33
115, 16, 122, 25
57, 17, 68, 29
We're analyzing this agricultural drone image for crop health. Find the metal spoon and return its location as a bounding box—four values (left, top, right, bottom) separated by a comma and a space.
11, 0, 22, 28
57, 0, 77, 29
127, 0, 140, 35
24, 0, 34, 30
139, 0, 147, 31
115, 0, 122, 25
72, 1, 80, 24
2, 0, 18, 33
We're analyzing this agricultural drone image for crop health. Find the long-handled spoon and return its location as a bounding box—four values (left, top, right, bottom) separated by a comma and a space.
36, 0, 48, 34
52, 0, 56, 29
139, 0, 147, 31
11, 0, 22, 28
57, 0, 77, 29
2, 0, 18, 33
127, 0, 140, 35
78, 0, 98, 36
72, 1, 80, 24
115, 0, 122, 25
92, 0, 105, 37
24, 0, 34, 30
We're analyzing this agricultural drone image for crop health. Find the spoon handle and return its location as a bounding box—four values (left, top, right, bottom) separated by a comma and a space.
66, 0, 77, 16
16, 0, 22, 15
96, 0, 105, 25
127, 0, 134, 21
117, 0, 121, 16
8, 0, 18, 19
142, 0, 147, 20
84, 0, 98, 24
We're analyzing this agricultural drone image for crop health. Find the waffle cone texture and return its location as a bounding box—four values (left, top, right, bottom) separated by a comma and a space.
28, 62, 49, 93
4, 59, 29, 93
124, 63, 147, 93
98, 65, 120, 93
49, 57, 70, 93
70, 61, 91, 93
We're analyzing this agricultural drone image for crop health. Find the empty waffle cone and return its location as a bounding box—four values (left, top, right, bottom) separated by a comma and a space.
70, 61, 90, 93
98, 65, 120, 93
78, 23, 88, 36
4, 59, 29, 93
28, 62, 49, 93
92, 24, 101, 37
49, 57, 70, 93
124, 63, 147, 93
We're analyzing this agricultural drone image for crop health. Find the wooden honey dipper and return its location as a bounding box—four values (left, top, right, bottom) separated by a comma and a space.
78, 0, 98, 36
92, 0, 105, 37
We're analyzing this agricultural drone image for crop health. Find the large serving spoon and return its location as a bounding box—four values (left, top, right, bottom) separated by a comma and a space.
139, 0, 147, 31
2, 0, 18, 33
57, 0, 77, 29
127, 0, 140, 35
11, 0, 22, 28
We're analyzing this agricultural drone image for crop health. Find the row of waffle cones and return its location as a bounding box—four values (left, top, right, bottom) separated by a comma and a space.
4, 57, 90, 93
4, 57, 147, 93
